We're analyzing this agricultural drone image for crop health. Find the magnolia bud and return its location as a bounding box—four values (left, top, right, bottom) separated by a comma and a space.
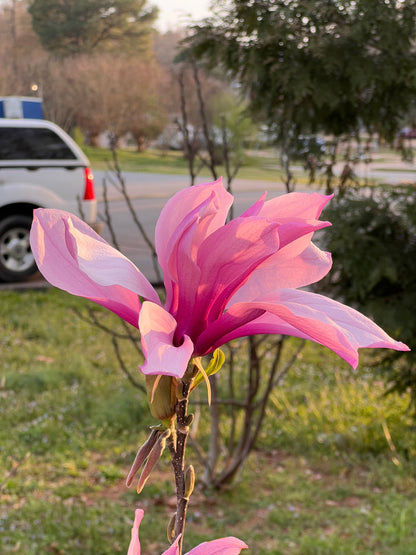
126, 428, 160, 487
185, 414, 194, 427
136, 428, 171, 494
182, 362, 199, 384
184, 464, 195, 500
167, 512, 176, 544
146, 375, 177, 422
175, 380, 185, 401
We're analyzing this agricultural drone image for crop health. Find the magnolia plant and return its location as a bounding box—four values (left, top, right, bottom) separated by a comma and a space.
30, 178, 408, 553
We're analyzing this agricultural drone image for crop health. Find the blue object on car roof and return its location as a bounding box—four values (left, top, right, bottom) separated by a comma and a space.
0, 96, 43, 119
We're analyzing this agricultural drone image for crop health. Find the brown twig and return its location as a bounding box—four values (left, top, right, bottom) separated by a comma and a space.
102, 176, 121, 250
192, 61, 218, 181
111, 336, 146, 393
167, 377, 194, 554
176, 68, 200, 186
108, 147, 163, 284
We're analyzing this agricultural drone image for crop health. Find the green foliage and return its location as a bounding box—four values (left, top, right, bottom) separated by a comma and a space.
317, 185, 416, 408
210, 91, 258, 156
29, 0, 158, 56
188, 0, 416, 141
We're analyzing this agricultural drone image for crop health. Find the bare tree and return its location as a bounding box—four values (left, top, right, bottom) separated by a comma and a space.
39, 53, 169, 146
0, 1, 45, 94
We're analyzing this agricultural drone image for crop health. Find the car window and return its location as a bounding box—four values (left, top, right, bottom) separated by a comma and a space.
0, 127, 76, 160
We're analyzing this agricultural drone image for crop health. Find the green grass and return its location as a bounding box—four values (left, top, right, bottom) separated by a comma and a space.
84, 146, 190, 173
373, 167, 415, 173
84, 145, 295, 182
1, 289, 415, 554
81, 142, 416, 193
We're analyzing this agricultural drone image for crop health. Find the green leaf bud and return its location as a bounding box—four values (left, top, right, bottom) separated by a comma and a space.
184, 464, 195, 500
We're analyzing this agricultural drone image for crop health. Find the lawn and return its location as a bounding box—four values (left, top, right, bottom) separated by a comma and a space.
83, 145, 284, 183
1, 288, 415, 554
83, 144, 414, 191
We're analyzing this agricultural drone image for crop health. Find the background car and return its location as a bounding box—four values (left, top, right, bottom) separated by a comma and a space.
0, 118, 98, 282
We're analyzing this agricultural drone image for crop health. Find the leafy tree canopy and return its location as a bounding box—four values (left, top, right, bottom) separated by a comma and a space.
187, 0, 416, 140
29, 0, 158, 56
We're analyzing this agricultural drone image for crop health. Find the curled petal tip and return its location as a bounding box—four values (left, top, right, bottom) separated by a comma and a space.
139, 302, 194, 379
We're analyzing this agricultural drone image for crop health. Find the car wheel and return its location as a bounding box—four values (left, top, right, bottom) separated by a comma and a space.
0, 215, 38, 282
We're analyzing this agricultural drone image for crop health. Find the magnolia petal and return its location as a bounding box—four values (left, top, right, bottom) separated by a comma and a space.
127, 510, 181, 555
258, 191, 332, 221
229, 243, 332, 304
139, 302, 194, 378
186, 537, 248, 554
174, 216, 280, 340
65, 219, 158, 301
197, 290, 409, 368
272, 218, 330, 253
194, 217, 279, 315
166, 213, 203, 320
162, 537, 181, 555
195, 213, 329, 313
229, 194, 333, 306
36, 209, 159, 301
127, 509, 143, 555
30, 209, 160, 327
240, 191, 267, 217
250, 191, 332, 270
241, 192, 331, 247
156, 178, 233, 278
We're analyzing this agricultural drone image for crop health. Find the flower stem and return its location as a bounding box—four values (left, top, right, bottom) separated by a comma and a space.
168, 379, 193, 555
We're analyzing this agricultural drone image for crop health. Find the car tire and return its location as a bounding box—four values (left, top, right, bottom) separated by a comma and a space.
0, 215, 38, 282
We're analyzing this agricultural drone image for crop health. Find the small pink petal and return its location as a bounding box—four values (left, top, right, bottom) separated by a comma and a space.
240, 191, 267, 217
139, 302, 194, 378
186, 536, 248, 554
162, 536, 181, 555
198, 216, 279, 315
127, 509, 144, 555
258, 191, 332, 221
126, 510, 247, 555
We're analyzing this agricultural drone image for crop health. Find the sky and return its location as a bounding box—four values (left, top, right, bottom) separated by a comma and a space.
152, 0, 212, 31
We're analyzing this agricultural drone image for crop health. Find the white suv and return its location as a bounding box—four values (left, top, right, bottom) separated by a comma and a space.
0, 118, 98, 282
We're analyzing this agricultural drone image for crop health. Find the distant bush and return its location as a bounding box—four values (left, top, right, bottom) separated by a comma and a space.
317, 185, 416, 411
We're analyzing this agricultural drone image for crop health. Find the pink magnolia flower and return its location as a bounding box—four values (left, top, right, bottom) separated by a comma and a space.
30, 178, 409, 379
128, 509, 248, 554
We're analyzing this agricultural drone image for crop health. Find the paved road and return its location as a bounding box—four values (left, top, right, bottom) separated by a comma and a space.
93, 162, 416, 284
2, 162, 414, 289
93, 170, 291, 200
0, 172, 291, 290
